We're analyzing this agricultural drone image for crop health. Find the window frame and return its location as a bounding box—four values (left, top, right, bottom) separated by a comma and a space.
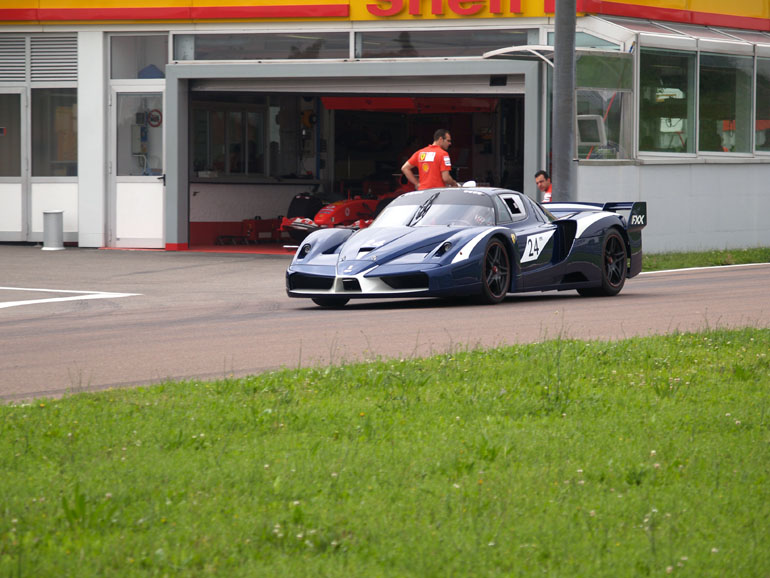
697, 50, 754, 155
637, 46, 697, 156
190, 100, 270, 180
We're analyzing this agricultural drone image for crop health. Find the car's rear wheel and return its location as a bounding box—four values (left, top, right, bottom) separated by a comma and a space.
578, 229, 627, 297
311, 297, 350, 308
478, 238, 510, 304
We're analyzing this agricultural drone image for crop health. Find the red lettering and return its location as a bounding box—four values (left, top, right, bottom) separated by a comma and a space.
409, 0, 444, 15
367, 0, 516, 17
367, 0, 404, 16
447, 0, 485, 15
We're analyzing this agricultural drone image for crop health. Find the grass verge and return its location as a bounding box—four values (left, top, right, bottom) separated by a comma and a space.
2, 328, 769, 577
644, 247, 770, 271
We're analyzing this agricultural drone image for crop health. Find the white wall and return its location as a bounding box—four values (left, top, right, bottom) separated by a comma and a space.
77, 31, 107, 247
189, 182, 319, 222
576, 162, 770, 253
30, 183, 79, 236
0, 183, 23, 233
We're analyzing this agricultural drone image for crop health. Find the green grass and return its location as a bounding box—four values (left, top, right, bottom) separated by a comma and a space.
644, 247, 770, 271
2, 328, 769, 576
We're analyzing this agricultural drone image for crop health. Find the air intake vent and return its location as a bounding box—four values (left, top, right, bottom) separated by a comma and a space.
0, 37, 26, 82
31, 36, 77, 82
342, 278, 361, 292
381, 273, 429, 290
288, 273, 334, 291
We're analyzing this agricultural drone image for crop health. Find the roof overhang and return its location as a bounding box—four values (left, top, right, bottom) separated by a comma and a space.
483, 45, 624, 67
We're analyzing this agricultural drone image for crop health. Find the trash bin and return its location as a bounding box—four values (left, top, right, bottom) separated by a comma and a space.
42, 210, 65, 251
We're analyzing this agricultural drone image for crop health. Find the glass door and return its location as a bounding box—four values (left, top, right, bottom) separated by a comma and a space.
0, 90, 27, 241
110, 89, 165, 248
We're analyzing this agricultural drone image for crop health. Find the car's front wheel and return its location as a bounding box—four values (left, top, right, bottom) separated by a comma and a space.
478, 238, 510, 304
312, 297, 350, 308
578, 229, 627, 297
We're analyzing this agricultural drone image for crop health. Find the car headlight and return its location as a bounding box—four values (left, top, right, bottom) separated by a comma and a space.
298, 243, 312, 259
435, 241, 452, 257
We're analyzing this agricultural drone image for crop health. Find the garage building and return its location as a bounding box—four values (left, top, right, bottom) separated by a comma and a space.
1, 0, 769, 252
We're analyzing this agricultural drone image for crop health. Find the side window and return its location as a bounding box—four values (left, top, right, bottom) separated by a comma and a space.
493, 196, 512, 223
500, 194, 527, 221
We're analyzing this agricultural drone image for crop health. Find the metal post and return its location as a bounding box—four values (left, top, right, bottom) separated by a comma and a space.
552, 0, 577, 202
42, 210, 65, 251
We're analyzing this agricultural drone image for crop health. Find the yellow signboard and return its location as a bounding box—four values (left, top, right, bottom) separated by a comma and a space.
0, 0, 768, 30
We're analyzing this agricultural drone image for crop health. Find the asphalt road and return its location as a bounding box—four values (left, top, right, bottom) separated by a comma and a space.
2, 245, 769, 400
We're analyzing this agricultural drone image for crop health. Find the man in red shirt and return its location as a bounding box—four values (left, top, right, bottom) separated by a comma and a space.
535, 169, 552, 203
401, 129, 459, 190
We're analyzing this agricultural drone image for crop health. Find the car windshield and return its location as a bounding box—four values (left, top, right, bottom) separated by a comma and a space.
371, 190, 496, 228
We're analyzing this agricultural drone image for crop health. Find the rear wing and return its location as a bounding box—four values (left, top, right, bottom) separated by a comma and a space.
601, 202, 647, 232
547, 201, 647, 278
546, 201, 647, 231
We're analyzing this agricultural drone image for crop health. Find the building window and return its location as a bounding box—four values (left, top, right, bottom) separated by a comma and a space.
174, 33, 349, 61
698, 52, 753, 153
0, 94, 22, 177
357, 29, 530, 58
639, 48, 696, 154
192, 94, 278, 179
31, 88, 77, 177
192, 108, 266, 177
756, 57, 770, 153
575, 52, 633, 160
111, 35, 168, 79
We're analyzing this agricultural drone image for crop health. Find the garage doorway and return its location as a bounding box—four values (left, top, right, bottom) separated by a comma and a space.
185, 92, 526, 249
165, 58, 541, 250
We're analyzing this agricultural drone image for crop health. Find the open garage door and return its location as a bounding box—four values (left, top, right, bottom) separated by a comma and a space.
164, 58, 541, 250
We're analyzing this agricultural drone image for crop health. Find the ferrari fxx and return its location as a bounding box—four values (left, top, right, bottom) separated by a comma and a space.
285, 186, 647, 307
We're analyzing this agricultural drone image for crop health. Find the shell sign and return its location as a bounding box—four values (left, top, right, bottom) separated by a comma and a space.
359, 0, 524, 18
0, 0, 768, 30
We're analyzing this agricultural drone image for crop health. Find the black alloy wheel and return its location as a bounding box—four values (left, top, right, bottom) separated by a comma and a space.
478, 238, 510, 304
578, 229, 627, 297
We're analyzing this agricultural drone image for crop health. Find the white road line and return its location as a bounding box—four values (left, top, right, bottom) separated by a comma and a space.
640, 262, 770, 276
0, 286, 142, 309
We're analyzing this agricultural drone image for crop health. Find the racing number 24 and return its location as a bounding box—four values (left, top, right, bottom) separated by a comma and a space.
520, 231, 554, 263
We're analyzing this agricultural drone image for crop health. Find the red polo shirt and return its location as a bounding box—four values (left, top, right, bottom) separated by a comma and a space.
408, 144, 452, 190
